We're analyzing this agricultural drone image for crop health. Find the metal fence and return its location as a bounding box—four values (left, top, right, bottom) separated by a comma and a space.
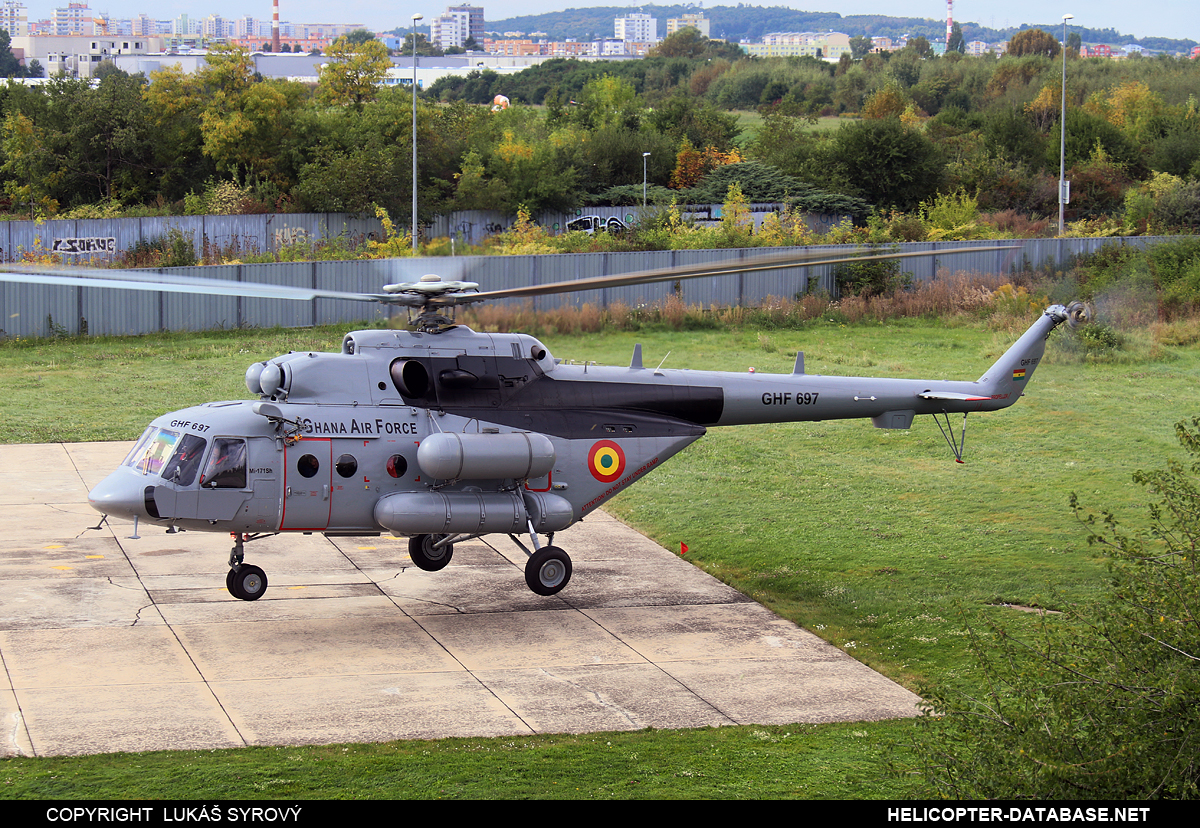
1, 235, 1189, 339
0, 213, 386, 265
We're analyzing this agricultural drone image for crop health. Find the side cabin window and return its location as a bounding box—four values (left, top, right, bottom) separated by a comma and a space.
201, 438, 247, 489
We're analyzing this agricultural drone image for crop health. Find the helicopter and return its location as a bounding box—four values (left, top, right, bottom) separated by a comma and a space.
4, 247, 1087, 601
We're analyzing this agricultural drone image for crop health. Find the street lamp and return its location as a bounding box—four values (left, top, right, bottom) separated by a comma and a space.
1058, 13, 1073, 236
412, 13, 423, 253
642, 152, 651, 209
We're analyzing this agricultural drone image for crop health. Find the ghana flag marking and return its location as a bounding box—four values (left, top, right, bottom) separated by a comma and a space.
1013, 368, 1027, 381
588, 440, 626, 483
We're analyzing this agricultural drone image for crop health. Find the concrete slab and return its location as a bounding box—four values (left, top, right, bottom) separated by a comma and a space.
0, 441, 920, 757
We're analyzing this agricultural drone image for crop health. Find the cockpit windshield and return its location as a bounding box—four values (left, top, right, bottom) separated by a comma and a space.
124, 427, 179, 476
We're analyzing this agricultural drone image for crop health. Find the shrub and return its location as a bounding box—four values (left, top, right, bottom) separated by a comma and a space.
833, 247, 912, 298
918, 418, 1200, 799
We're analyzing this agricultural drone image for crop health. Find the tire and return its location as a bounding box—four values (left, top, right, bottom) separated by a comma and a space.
231, 564, 267, 601
409, 534, 454, 572
525, 546, 572, 596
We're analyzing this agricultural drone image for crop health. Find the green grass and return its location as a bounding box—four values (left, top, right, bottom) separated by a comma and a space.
1, 722, 918, 799
2, 315, 1197, 798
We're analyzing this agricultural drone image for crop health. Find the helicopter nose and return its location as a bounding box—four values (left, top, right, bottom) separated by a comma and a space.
88, 472, 149, 521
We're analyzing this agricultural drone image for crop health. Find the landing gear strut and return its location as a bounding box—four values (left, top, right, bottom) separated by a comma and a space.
226, 533, 269, 601
509, 520, 573, 596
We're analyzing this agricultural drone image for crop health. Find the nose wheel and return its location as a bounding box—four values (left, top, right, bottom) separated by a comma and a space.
225, 533, 268, 601
227, 564, 268, 601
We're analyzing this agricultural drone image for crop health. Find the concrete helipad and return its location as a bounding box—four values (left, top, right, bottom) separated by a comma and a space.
0, 442, 919, 757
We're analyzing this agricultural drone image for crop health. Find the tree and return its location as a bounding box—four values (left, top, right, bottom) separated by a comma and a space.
947, 23, 965, 54
648, 28, 742, 61
920, 417, 1200, 799
570, 74, 641, 131
907, 36, 932, 58
401, 33, 441, 57
830, 117, 944, 210
1, 112, 60, 217
319, 36, 392, 107
1007, 28, 1061, 59
0, 28, 23, 77
344, 29, 376, 46
849, 35, 872, 60
644, 94, 740, 152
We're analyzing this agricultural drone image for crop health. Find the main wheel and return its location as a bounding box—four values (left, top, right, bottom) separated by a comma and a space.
230, 564, 268, 601
525, 546, 572, 596
409, 534, 454, 572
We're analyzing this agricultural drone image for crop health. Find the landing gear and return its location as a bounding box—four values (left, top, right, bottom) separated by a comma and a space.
408, 534, 454, 571
228, 564, 268, 601
525, 546, 572, 596
225, 533, 269, 601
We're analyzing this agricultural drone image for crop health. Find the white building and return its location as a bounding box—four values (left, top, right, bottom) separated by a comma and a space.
432, 9, 470, 50
14, 33, 163, 77
432, 5, 483, 50
202, 14, 229, 39
666, 14, 709, 38
0, 0, 28, 36
614, 13, 656, 43
52, 2, 91, 36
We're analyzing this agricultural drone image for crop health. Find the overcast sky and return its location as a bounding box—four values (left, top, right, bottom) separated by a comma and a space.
65, 2, 1195, 43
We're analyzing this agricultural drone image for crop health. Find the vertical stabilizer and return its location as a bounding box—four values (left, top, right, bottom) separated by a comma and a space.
976, 305, 1072, 399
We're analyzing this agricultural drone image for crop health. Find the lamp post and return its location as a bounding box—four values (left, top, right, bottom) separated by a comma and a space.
1058, 13, 1073, 236
642, 152, 650, 209
412, 13, 423, 253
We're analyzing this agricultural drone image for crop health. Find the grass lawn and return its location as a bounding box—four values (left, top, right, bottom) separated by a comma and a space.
2, 313, 1196, 798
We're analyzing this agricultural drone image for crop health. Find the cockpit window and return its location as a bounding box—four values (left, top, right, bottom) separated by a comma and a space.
124, 428, 180, 476
160, 435, 208, 487
122, 427, 156, 468
200, 438, 247, 489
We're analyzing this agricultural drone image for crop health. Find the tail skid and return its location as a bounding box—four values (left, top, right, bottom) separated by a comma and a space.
926, 303, 1085, 463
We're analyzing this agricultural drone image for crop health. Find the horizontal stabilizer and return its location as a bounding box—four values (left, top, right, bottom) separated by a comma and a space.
919, 390, 990, 402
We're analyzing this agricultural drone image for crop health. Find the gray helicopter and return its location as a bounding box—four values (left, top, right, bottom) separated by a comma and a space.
5, 248, 1087, 600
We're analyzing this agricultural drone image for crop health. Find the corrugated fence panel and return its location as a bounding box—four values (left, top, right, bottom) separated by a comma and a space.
161, 266, 240, 332
315, 259, 396, 327
605, 250, 675, 308
239, 262, 318, 329
81, 277, 161, 336
1, 280, 77, 337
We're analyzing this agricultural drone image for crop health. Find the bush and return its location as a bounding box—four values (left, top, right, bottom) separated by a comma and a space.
918, 417, 1200, 799
833, 247, 911, 298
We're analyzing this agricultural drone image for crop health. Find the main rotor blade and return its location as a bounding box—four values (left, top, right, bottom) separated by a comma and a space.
470, 245, 1021, 301
0, 266, 387, 303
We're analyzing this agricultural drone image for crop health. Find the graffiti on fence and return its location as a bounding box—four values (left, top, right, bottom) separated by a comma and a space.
565, 215, 627, 234
274, 227, 308, 247
52, 237, 117, 255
